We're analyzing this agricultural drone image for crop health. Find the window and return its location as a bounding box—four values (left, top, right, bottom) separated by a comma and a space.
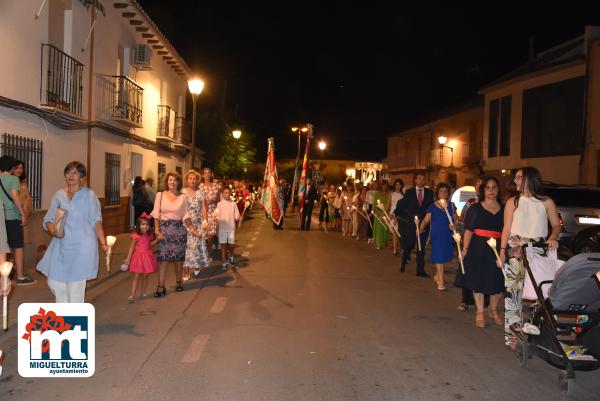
1, 133, 43, 209
157, 163, 166, 191
521, 77, 584, 158
105, 153, 120, 206
499, 96, 512, 156
488, 96, 511, 157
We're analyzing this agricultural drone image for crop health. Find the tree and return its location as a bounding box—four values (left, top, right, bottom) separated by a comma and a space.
215, 127, 257, 179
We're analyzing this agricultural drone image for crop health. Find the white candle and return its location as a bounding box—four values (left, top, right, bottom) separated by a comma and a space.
439, 199, 454, 228
453, 232, 465, 274
414, 215, 421, 251
0, 262, 13, 331
487, 237, 502, 267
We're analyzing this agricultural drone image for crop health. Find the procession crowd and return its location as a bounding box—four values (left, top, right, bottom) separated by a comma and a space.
0, 156, 565, 373
298, 167, 561, 351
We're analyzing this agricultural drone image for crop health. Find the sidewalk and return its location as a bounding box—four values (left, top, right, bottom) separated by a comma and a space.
0, 232, 133, 340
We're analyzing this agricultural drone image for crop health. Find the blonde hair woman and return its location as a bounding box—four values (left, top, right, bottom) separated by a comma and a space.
182, 170, 208, 279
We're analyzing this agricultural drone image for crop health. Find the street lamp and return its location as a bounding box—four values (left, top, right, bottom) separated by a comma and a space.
437, 135, 454, 166
232, 130, 241, 177
318, 141, 326, 184
188, 78, 205, 170
290, 124, 311, 210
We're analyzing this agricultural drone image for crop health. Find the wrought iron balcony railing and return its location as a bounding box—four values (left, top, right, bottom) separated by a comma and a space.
111, 76, 143, 127
40, 44, 84, 116
174, 117, 191, 148
157, 105, 175, 140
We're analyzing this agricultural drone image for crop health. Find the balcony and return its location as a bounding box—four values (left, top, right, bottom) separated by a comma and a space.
157, 105, 175, 141
111, 76, 143, 127
40, 44, 84, 116
174, 117, 191, 149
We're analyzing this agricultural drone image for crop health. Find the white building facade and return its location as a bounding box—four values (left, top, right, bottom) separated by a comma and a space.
0, 0, 197, 236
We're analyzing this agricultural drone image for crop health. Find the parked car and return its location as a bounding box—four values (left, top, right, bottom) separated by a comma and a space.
570, 225, 600, 254
542, 183, 600, 253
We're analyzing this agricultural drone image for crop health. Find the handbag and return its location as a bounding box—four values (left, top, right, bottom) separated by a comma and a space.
522, 245, 565, 300
54, 207, 68, 238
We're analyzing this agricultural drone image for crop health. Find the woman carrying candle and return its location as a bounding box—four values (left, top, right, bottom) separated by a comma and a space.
341, 184, 354, 237
390, 179, 405, 255
458, 176, 504, 328
356, 186, 369, 241
419, 183, 456, 290
373, 181, 391, 250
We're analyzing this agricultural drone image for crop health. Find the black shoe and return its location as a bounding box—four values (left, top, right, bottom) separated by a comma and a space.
176, 281, 184, 292
417, 272, 430, 278
16, 277, 36, 286
154, 285, 166, 297
400, 264, 406, 273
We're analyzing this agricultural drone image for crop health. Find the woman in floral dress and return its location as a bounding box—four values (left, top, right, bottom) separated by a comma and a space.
183, 170, 209, 278
498, 167, 561, 349
199, 168, 221, 260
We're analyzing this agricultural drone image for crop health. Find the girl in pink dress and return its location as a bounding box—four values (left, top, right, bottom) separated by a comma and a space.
125, 213, 158, 301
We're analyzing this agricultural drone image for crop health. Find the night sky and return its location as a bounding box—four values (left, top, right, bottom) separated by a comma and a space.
136, 5, 600, 161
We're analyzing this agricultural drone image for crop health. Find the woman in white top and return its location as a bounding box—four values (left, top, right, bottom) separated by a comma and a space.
366, 181, 378, 244
151, 172, 188, 296
351, 183, 362, 237
499, 167, 561, 350
390, 179, 405, 255
341, 184, 354, 237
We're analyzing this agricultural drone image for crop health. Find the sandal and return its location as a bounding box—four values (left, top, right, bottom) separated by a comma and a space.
457, 303, 468, 312
475, 311, 486, 328
488, 309, 503, 325
506, 322, 527, 350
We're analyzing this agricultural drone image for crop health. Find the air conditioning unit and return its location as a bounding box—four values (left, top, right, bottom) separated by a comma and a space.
132, 44, 152, 70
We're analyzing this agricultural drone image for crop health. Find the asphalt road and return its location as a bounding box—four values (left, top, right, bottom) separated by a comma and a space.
0, 209, 598, 401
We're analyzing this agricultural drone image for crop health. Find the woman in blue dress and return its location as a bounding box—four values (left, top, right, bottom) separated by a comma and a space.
37, 161, 107, 303
419, 183, 456, 291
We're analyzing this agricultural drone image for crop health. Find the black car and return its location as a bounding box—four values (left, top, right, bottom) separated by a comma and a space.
570, 225, 600, 254
542, 184, 600, 252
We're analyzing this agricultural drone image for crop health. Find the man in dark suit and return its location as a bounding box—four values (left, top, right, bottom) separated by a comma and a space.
301, 178, 319, 231
394, 172, 434, 277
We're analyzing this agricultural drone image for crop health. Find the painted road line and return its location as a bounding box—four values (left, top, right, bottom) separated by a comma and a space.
210, 297, 228, 314
180, 334, 211, 363
246, 243, 255, 249
242, 251, 250, 257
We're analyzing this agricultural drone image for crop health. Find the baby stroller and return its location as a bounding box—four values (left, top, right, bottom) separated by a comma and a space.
517, 247, 600, 396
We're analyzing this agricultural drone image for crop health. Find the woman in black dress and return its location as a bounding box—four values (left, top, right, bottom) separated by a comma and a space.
461, 176, 504, 328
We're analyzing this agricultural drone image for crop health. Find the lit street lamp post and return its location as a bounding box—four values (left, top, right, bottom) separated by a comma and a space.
232, 130, 241, 177
188, 78, 205, 171
437, 135, 454, 166
290, 125, 309, 210
318, 140, 327, 185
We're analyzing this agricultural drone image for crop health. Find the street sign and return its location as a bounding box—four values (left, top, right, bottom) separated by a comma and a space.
312, 171, 323, 181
